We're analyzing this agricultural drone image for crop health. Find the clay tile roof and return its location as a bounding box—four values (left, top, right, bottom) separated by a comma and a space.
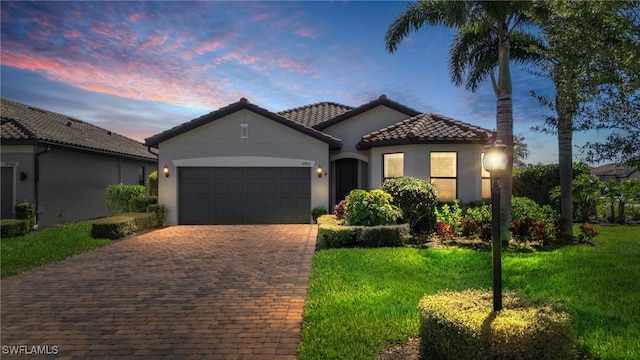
278, 101, 353, 128
145, 98, 341, 149
358, 113, 491, 149
1, 98, 157, 161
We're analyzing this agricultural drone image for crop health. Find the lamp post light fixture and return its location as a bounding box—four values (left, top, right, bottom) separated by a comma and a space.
482, 139, 508, 312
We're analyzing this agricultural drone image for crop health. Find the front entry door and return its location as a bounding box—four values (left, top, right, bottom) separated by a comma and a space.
335, 159, 358, 203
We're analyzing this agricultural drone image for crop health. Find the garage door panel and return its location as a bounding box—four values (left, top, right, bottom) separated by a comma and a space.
179, 167, 310, 224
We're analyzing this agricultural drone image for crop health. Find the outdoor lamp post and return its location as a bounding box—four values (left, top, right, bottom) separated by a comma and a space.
483, 139, 508, 311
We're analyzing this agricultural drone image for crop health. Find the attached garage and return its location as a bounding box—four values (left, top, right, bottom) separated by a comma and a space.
178, 167, 311, 224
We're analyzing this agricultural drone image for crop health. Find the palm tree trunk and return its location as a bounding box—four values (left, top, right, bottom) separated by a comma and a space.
557, 102, 574, 240
496, 33, 513, 245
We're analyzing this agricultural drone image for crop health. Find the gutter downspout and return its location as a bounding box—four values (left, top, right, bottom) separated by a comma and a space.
34, 145, 51, 229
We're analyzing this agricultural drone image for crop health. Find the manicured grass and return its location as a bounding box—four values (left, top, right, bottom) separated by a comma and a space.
299, 225, 640, 360
1, 222, 111, 277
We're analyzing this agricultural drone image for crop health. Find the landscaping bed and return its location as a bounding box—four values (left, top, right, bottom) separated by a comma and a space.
299, 225, 640, 360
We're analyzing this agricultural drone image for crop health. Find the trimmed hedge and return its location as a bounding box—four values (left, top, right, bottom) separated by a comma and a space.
129, 196, 158, 212
91, 212, 157, 240
418, 289, 575, 360
147, 204, 167, 227
105, 184, 145, 214
15, 201, 35, 230
358, 224, 410, 247
381, 176, 438, 234
1, 219, 30, 238
316, 215, 411, 249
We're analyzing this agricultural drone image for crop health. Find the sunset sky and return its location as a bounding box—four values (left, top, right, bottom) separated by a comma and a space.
0, 1, 607, 165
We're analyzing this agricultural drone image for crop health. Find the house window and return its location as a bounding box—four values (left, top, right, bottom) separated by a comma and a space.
240, 123, 249, 139
481, 153, 491, 199
383, 153, 404, 181
430, 152, 457, 201
138, 166, 145, 186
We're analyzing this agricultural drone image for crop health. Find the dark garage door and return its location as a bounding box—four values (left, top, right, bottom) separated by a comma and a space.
178, 167, 311, 224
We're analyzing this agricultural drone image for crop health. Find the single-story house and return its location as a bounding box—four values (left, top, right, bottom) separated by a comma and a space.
146, 95, 492, 225
1, 98, 157, 228
590, 163, 640, 182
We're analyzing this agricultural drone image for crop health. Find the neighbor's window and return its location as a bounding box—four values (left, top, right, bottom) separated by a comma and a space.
138, 166, 145, 186
383, 153, 404, 181
430, 152, 457, 201
240, 123, 249, 139
481, 153, 491, 199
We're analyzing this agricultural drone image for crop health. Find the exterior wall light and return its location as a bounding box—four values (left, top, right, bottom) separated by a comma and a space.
482, 138, 507, 312
317, 164, 323, 178
163, 163, 170, 177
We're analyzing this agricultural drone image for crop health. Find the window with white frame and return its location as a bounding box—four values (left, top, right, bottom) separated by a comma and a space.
383, 153, 404, 181
430, 152, 457, 201
481, 153, 491, 199
240, 123, 249, 139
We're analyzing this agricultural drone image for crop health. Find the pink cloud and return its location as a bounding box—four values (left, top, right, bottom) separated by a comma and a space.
64, 30, 82, 39
195, 39, 225, 55
128, 12, 144, 22
293, 27, 319, 39
277, 57, 308, 74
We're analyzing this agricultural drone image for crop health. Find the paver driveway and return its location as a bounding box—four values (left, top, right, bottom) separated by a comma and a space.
1, 225, 317, 359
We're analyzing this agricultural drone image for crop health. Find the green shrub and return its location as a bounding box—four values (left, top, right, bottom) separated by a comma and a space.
148, 170, 158, 196
311, 206, 328, 223
91, 216, 136, 240
147, 204, 167, 227
358, 224, 410, 247
1, 219, 29, 238
105, 184, 145, 214
418, 289, 575, 360
344, 189, 402, 226
381, 176, 438, 233
512, 197, 558, 241
317, 214, 341, 226
129, 196, 158, 212
317, 224, 358, 249
435, 200, 463, 235
122, 212, 156, 230
15, 201, 35, 230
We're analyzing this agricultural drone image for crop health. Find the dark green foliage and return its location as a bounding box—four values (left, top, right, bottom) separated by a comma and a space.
129, 196, 158, 213
358, 224, 410, 247
91, 216, 136, 240
344, 189, 402, 226
148, 170, 158, 196
105, 184, 145, 214
317, 224, 357, 249
15, 201, 35, 230
147, 204, 167, 227
0, 219, 29, 238
90, 213, 156, 240
381, 176, 438, 233
311, 206, 328, 223
316, 217, 410, 249
418, 290, 576, 360
123, 212, 157, 230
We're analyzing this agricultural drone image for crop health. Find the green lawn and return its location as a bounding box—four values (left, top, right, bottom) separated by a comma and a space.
299, 226, 640, 360
1, 222, 111, 277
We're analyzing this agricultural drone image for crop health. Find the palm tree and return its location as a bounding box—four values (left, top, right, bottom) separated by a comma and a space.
386, 0, 537, 243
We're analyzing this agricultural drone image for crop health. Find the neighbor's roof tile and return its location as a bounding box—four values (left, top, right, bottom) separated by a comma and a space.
1, 98, 156, 161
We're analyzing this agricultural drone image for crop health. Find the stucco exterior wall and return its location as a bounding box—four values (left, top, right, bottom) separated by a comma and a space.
368, 143, 485, 203
321, 106, 411, 153
1, 145, 36, 219
157, 109, 330, 225
37, 148, 155, 227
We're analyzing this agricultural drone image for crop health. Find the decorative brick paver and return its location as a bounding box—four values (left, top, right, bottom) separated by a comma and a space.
1, 225, 317, 359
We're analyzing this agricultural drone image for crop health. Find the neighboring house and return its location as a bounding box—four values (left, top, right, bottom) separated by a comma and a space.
591, 163, 640, 182
1, 98, 157, 228
146, 95, 492, 225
